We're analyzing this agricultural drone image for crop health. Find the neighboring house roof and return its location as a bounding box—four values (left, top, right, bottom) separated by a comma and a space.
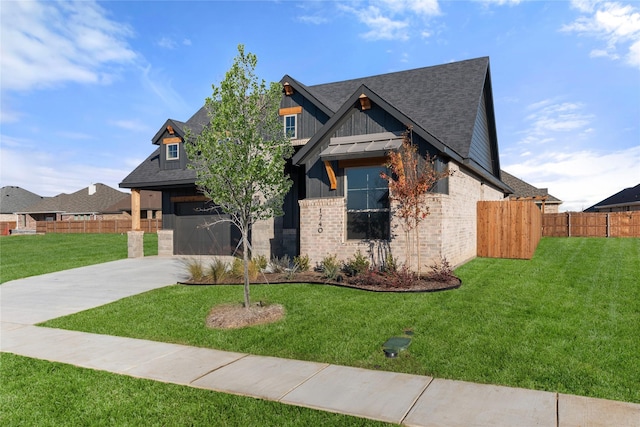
584, 183, 640, 212
18, 184, 128, 215
0, 186, 45, 214
103, 190, 162, 213
500, 171, 562, 204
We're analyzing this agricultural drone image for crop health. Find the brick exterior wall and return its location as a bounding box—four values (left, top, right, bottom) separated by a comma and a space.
299, 162, 505, 271
299, 197, 392, 269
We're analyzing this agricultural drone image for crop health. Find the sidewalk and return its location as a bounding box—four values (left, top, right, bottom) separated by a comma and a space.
2, 257, 639, 426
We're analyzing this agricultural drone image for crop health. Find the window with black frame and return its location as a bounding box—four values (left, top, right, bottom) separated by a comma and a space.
346, 166, 389, 240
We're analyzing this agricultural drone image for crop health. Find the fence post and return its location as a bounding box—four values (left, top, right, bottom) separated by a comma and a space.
567, 212, 571, 237
606, 213, 610, 238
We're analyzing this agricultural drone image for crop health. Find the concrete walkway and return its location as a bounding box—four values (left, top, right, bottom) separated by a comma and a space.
1, 257, 638, 426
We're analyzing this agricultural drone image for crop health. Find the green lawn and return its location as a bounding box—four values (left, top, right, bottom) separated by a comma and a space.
0, 233, 158, 283
42, 237, 640, 403
0, 353, 390, 426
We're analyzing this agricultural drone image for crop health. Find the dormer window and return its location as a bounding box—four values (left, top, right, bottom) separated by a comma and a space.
284, 115, 297, 139
167, 143, 179, 160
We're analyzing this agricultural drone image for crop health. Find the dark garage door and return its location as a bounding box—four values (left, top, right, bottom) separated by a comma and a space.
173, 202, 240, 256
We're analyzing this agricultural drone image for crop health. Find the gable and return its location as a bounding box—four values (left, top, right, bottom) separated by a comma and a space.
290, 57, 511, 194
468, 82, 500, 176
280, 81, 331, 142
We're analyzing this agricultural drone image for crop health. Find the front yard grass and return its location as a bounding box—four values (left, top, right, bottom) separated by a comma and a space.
42, 237, 640, 404
0, 353, 389, 426
0, 233, 158, 283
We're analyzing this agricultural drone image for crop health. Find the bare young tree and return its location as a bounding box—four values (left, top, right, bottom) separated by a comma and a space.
381, 129, 452, 273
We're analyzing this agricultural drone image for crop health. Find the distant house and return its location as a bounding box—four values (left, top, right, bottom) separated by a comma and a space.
103, 190, 162, 220
122, 57, 516, 269
15, 184, 129, 231
584, 184, 640, 212
500, 171, 562, 213
0, 186, 44, 222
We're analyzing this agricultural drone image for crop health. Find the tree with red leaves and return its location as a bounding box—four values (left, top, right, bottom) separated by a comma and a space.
381, 128, 452, 273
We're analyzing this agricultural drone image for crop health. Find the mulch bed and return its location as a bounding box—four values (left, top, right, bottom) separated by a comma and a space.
182, 271, 461, 293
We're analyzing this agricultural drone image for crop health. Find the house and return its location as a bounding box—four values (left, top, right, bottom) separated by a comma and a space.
15, 184, 129, 231
121, 56, 514, 268
102, 190, 162, 220
0, 186, 45, 222
500, 171, 562, 213
584, 184, 640, 212
0, 186, 45, 234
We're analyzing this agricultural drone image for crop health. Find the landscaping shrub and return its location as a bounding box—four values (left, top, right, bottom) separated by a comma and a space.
342, 250, 370, 277
183, 258, 205, 282
231, 258, 259, 281
426, 257, 455, 282
248, 259, 260, 280
231, 258, 244, 278
208, 259, 228, 284
319, 254, 340, 281
270, 255, 291, 273
293, 254, 310, 272
349, 264, 423, 289
253, 254, 268, 271
383, 252, 397, 273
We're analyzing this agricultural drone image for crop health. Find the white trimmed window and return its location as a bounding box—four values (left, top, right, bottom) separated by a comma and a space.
284, 114, 297, 139
167, 143, 179, 160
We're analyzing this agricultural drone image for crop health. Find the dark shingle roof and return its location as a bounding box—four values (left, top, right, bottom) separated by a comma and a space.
500, 171, 562, 203
19, 184, 128, 214
120, 148, 196, 189
585, 183, 640, 211
0, 186, 45, 214
304, 57, 490, 158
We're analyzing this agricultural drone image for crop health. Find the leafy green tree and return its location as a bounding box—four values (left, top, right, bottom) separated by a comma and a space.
186, 45, 293, 308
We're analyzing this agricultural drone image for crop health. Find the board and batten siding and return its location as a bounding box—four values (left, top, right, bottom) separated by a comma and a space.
280, 92, 329, 140
468, 88, 495, 175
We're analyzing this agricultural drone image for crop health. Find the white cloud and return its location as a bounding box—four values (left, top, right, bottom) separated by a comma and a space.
517, 99, 593, 145
562, 1, 640, 69
502, 97, 639, 211
380, 0, 441, 16
480, 0, 522, 6
0, 105, 22, 124
157, 37, 177, 49
503, 145, 640, 212
0, 145, 129, 196
338, 1, 440, 41
297, 15, 329, 25
0, 1, 136, 92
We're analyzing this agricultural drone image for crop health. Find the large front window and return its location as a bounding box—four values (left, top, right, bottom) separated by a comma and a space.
346, 166, 389, 240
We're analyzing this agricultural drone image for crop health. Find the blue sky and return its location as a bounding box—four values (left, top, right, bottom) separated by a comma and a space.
1, 0, 638, 211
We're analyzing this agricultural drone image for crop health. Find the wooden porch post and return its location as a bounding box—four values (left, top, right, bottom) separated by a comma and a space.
131, 188, 141, 231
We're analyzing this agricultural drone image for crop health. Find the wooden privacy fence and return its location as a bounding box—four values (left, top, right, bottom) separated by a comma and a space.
1, 221, 17, 236
543, 211, 640, 237
36, 219, 161, 234
477, 200, 542, 259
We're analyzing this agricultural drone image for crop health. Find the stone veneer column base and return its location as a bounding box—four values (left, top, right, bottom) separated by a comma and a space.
157, 230, 174, 256
127, 230, 144, 258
